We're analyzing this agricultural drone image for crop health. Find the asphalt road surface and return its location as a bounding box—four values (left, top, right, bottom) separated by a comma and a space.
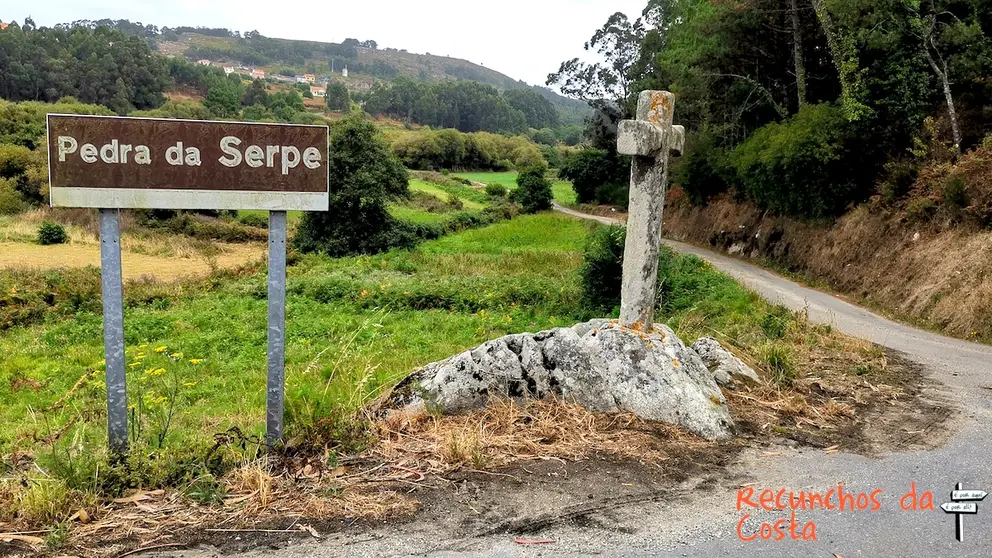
163, 206, 992, 557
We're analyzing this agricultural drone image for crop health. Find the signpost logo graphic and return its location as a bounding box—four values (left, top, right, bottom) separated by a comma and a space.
942, 483, 987, 542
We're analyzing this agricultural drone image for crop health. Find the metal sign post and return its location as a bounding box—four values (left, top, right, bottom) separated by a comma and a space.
266, 211, 288, 447
99, 208, 129, 454
47, 115, 329, 453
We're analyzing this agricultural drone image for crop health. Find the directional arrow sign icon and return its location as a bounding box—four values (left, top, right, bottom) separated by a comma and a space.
951, 490, 988, 501
942, 502, 978, 514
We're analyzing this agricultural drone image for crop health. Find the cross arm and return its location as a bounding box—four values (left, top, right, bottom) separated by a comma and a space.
617, 121, 685, 158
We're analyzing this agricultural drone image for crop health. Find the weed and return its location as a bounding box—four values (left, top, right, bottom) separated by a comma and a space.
45, 522, 70, 552
17, 479, 73, 525
185, 474, 227, 505
759, 344, 796, 386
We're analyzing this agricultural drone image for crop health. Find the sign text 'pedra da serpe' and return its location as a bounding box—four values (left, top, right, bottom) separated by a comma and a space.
47, 115, 329, 211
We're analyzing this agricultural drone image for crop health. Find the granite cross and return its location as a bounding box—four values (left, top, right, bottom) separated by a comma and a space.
616, 90, 685, 331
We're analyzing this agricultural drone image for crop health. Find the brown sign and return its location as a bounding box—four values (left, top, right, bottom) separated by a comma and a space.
48, 115, 329, 210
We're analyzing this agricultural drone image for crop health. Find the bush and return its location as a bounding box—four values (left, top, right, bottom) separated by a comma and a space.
674, 130, 730, 205
237, 212, 269, 228
942, 176, 969, 211
510, 166, 553, 213
485, 183, 507, 198
0, 177, 26, 215
906, 198, 938, 223
294, 116, 410, 256
879, 159, 919, 203
38, 221, 69, 245
559, 149, 627, 204
594, 182, 629, 209
729, 103, 871, 218
580, 225, 626, 311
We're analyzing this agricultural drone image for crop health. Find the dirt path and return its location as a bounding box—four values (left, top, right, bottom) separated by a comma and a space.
149, 206, 992, 557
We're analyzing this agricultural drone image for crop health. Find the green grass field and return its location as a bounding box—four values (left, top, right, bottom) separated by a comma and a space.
408, 179, 485, 210
0, 214, 594, 464
454, 171, 577, 206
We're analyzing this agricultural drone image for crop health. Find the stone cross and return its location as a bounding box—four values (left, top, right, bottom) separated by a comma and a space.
616, 90, 685, 331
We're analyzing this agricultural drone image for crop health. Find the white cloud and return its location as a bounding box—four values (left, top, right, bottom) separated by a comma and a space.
9, 0, 647, 88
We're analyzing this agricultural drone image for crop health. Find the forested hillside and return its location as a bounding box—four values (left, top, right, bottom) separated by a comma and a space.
0, 18, 587, 145
552, 0, 992, 220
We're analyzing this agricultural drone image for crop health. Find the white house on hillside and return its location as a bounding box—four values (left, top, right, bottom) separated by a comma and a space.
342, 66, 349, 78
310, 85, 326, 98
197, 59, 211, 66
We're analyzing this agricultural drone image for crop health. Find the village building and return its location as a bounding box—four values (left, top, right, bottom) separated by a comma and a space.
197, 59, 211, 66
310, 85, 326, 98
250, 69, 266, 79
223, 66, 234, 75
0, 21, 9, 30
342, 66, 349, 78
303, 74, 316, 83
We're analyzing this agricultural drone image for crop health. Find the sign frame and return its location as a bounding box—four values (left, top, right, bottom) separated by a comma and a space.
47, 114, 330, 211
46, 114, 329, 453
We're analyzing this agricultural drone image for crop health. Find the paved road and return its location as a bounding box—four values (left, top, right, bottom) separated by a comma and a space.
165, 206, 992, 557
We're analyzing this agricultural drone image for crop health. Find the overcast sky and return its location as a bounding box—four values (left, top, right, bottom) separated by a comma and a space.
7, 0, 648, 89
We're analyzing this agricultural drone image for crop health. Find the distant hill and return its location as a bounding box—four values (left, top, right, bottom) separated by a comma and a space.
148, 29, 587, 113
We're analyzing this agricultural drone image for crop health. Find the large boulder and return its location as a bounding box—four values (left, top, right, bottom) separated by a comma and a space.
405, 320, 734, 440
690, 337, 761, 387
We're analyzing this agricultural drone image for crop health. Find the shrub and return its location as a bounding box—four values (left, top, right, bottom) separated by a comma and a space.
674, 130, 730, 205
594, 182, 629, 209
729, 103, 871, 218
580, 225, 626, 311
485, 183, 507, 198
942, 176, 969, 211
906, 198, 937, 223
237, 213, 269, 228
0, 177, 26, 215
510, 165, 553, 213
294, 116, 410, 256
879, 159, 919, 204
559, 149, 627, 204
38, 221, 69, 245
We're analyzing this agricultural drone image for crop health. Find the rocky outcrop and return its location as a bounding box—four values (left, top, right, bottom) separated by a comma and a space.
403, 320, 734, 440
690, 337, 761, 387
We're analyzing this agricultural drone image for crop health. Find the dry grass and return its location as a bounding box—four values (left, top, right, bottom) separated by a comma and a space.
0, 208, 267, 281
374, 398, 705, 473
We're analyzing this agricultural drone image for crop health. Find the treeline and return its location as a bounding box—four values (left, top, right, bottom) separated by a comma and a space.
552, 0, 992, 219
386, 128, 547, 171
361, 78, 568, 136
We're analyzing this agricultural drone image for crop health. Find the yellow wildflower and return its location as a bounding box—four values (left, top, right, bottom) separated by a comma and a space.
155, 346, 168, 353
170, 352, 185, 359
128, 362, 141, 368
189, 359, 204, 365
183, 381, 198, 388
